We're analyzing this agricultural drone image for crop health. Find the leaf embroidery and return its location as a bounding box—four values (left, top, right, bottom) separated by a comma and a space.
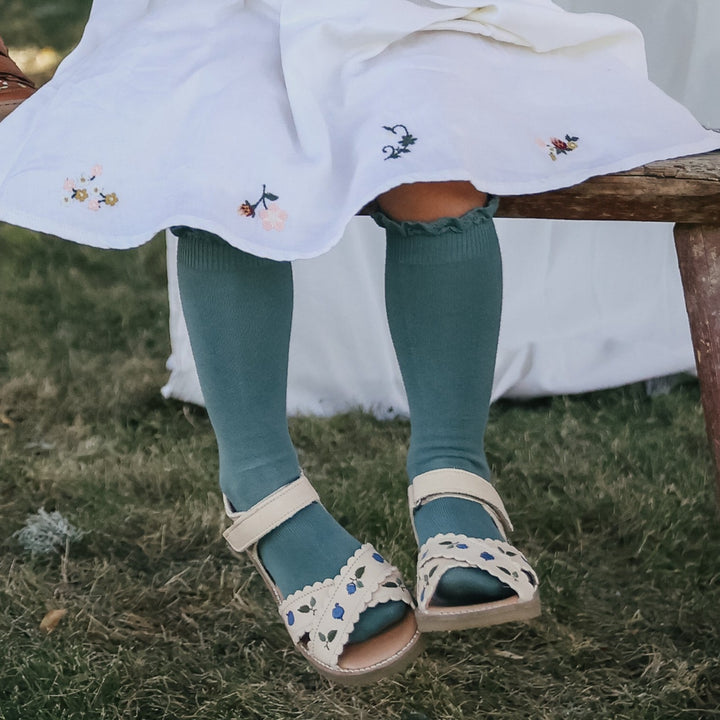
382, 124, 417, 160
298, 596, 317, 615
317, 629, 338, 649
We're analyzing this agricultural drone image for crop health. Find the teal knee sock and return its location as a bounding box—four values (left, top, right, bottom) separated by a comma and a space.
376, 200, 513, 604
175, 229, 404, 641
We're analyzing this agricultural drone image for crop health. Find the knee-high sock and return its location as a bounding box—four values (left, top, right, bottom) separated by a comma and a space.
175, 228, 405, 638
377, 200, 514, 603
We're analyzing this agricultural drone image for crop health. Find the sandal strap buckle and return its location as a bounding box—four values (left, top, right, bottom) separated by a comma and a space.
223, 473, 320, 553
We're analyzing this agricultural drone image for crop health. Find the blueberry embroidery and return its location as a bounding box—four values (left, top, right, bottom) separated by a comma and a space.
382, 124, 417, 160
332, 603, 345, 621
481, 551, 495, 561
372, 553, 385, 563
286, 611, 295, 626
348, 566, 366, 590
439, 539, 471, 551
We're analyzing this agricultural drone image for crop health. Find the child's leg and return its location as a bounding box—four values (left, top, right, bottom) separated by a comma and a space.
174, 228, 405, 641
376, 182, 513, 605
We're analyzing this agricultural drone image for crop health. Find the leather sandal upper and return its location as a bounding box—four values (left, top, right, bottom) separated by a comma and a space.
408, 468, 514, 540
409, 468, 539, 612
222, 474, 417, 672
223, 473, 319, 553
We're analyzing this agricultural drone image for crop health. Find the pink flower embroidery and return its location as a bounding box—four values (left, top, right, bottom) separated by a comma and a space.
259, 202, 288, 232
63, 165, 118, 210
239, 184, 286, 230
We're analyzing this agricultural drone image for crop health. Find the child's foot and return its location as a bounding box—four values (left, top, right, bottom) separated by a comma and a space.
259, 502, 408, 642
413, 496, 515, 605
222, 475, 421, 682
225, 479, 408, 644
409, 469, 540, 631
0, 38, 36, 121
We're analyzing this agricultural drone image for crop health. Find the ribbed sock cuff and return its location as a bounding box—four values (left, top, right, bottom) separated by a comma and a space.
174, 227, 284, 271
378, 198, 500, 265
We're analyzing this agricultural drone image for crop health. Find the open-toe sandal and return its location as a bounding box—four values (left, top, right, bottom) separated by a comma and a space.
409, 468, 540, 632
222, 473, 423, 684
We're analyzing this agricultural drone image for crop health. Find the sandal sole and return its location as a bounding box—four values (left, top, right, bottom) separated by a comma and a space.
416, 591, 541, 632
301, 618, 425, 686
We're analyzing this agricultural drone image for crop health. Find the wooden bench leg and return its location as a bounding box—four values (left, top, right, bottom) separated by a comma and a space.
674, 223, 720, 510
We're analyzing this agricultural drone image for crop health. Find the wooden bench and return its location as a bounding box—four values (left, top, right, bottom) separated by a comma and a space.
499, 150, 720, 508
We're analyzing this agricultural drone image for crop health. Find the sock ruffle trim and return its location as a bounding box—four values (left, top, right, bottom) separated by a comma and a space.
371, 196, 499, 238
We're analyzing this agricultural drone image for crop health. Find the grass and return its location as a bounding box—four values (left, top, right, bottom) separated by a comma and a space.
1, 226, 720, 720
2, 5, 720, 718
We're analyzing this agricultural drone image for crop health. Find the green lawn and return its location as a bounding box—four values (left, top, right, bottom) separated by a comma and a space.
1, 4, 720, 718
1, 226, 719, 720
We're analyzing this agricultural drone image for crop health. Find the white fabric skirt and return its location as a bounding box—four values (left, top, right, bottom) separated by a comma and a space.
0, 0, 717, 260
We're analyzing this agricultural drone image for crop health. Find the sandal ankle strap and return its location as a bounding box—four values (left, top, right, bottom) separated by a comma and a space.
408, 468, 514, 539
223, 473, 319, 553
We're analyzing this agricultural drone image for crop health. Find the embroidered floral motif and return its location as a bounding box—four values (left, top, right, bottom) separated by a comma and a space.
63, 165, 119, 210
438, 539, 470, 550
546, 134, 579, 161
317, 629, 338, 649
382, 124, 417, 160
238, 185, 287, 231
297, 596, 318, 615
345, 565, 366, 595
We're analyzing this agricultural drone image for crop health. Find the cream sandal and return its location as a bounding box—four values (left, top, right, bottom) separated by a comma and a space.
222, 474, 423, 684
409, 468, 540, 632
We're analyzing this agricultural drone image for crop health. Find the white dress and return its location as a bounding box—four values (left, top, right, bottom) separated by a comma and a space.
0, 0, 717, 261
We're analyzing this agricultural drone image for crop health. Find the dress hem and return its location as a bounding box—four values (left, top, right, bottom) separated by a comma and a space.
1, 134, 717, 262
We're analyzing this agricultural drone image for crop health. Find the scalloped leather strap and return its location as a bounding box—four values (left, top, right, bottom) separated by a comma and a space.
223, 474, 320, 553
408, 468, 514, 539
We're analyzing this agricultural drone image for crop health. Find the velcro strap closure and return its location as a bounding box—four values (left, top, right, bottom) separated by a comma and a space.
223, 474, 320, 553
408, 468, 514, 537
